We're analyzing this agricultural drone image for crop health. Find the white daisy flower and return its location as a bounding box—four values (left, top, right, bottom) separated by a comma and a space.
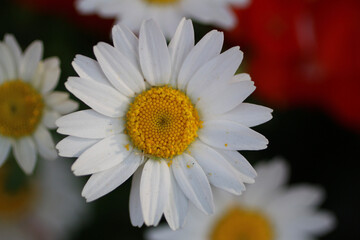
56, 18, 272, 230
147, 159, 336, 240
76, 0, 251, 38
0, 160, 90, 240
0, 34, 78, 174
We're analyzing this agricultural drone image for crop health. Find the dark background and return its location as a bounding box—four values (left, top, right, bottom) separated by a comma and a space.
1, 0, 359, 239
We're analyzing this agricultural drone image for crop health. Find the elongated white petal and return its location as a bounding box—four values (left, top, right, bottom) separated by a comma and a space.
82, 151, 142, 202
45, 91, 79, 114
20, 40, 43, 81
187, 47, 243, 103
172, 153, 214, 214
94, 42, 145, 96
140, 159, 171, 226
42, 109, 61, 129
177, 30, 223, 91
0, 43, 16, 80
139, 20, 171, 86
197, 78, 256, 118
189, 141, 245, 195
217, 149, 257, 183
65, 77, 129, 118
168, 18, 194, 87
4, 34, 21, 70
199, 120, 268, 150
217, 103, 273, 127
34, 125, 57, 160
56, 136, 98, 158
72, 134, 132, 176
72, 54, 110, 85
41, 57, 60, 94
291, 211, 336, 235
164, 172, 189, 230
112, 24, 140, 69
56, 110, 124, 139
0, 136, 11, 166
130, 164, 145, 227
13, 137, 37, 174
244, 159, 288, 203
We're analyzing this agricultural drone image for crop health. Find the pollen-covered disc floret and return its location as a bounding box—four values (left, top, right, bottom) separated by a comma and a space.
0, 80, 44, 138
210, 207, 273, 240
126, 86, 201, 159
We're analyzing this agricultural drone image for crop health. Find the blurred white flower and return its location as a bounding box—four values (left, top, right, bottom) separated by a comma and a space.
0, 160, 90, 240
76, 0, 250, 37
56, 18, 271, 230
147, 159, 336, 240
0, 34, 78, 174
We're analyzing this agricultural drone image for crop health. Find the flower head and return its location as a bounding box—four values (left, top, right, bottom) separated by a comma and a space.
0, 34, 78, 174
76, 0, 251, 38
0, 160, 89, 240
56, 18, 272, 229
147, 159, 336, 240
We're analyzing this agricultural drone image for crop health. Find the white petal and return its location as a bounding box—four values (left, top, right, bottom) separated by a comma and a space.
217, 103, 273, 127
139, 19, 171, 86
45, 91, 79, 114
20, 40, 43, 81
65, 77, 129, 118
292, 211, 336, 235
56, 136, 98, 158
71, 134, 133, 176
0, 43, 16, 80
177, 30, 223, 91
217, 149, 257, 183
94, 42, 145, 96
42, 109, 61, 129
198, 119, 268, 150
72, 54, 110, 85
33, 125, 57, 160
112, 24, 140, 70
4, 34, 21, 70
245, 159, 288, 202
82, 151, 142, 202
0, 136, 11, 166
187, 47, 243, 103
130, 165, 145, 227
189, 141, 245, 195
13, 137, 37, 174
168, 18, 194, 87
40, 57, 60, 94
56, 110, 124, 139
140, 159, 171, 226
269, 185, 326, 214
197, 77, 256, 118
172, 153, 214, 214
164, 172, 189, 230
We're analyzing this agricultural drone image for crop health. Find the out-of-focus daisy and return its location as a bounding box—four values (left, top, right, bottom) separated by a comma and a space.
76, 0, 251, 38
0, 34, 78, 174
56, 18, 272, 229
0, 160, 89, 240
147, 159, 336, 240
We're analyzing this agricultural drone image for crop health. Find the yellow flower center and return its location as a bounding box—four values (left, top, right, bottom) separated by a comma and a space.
0, 167, 34, 219
126, 86, 201, 159
0, 80, 44, 138
144, 0, 179, 5
210, 206, 274, 240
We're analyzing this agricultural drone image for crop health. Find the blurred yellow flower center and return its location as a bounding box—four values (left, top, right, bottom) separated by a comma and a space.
210, 207, 274, 240
0, 167, 34, 219
144, 0, 179, 5
126, 86, 201, 159
0, 80, 44, 138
